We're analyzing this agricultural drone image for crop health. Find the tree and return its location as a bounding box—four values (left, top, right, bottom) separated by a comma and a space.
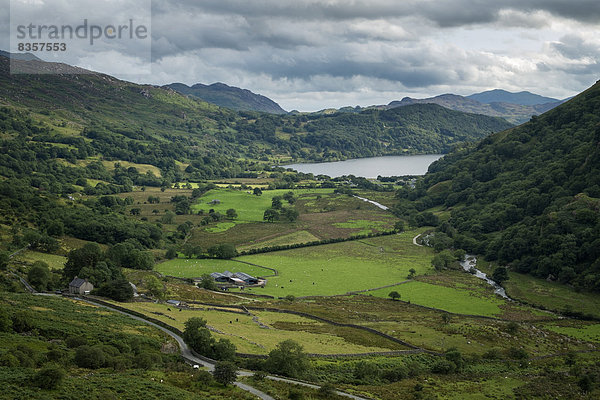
145, 275, 165, 299
212, 339, 236, 361
253, 187, 262, 196
183, 317, 214, 356
492, 267, 509, 283
388, 291, 401, 301
207, 244, 237, 259
199, 274, 217, 290
226, 208, 238, 219
394, 220, 405, 232
213, 361, 237, 386
408, 268, 416, 278
0, 251, 9, 271
63, 243, 103, 281
96, 279, 134, 302
165, 247, 177, 259
265, 340, 309, 378
271, 196, 283, 209
161, 211, 175, 224
74, 345, 106, 369
33, 363, 65, 389
283, 191, 296, 204
27, 261, 51, 291
431, 250, 456, 270
263, 208, 279, 222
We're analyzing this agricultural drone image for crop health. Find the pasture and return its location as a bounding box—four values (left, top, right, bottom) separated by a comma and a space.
156, 258, 272, 279
191, 188, 334, 222
477, 262, 600, 318
114, 301, 404, 355
233, 230, 434, 297
367, 280, 505, 318
14, 250, 67, 270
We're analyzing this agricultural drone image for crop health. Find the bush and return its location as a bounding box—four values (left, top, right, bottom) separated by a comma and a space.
74, 345, 106, 369
431, 359, 456, 374
32, 363, 65, 389
265, 340, 309, 378
11, 311, 34, 333
383, 364, 408, 382
96, 279, 134, 302
213, 361, 237, 386
318, 383, 336, 398
212, 338, 236, 361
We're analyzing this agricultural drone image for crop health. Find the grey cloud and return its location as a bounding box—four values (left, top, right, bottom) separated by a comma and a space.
551, 35, 600, 60
157, 0, 600, 27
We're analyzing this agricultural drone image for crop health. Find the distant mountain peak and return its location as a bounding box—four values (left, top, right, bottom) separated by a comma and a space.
165, 82, 287, 114
467, 89, 560, 106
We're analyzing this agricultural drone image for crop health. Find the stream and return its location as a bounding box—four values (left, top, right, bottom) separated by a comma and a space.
460, 255, 511, 300
353, 195, 389, 210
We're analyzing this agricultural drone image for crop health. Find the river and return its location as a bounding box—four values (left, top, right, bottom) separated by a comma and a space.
282, 154, 443, 178
460, 255, 510, 300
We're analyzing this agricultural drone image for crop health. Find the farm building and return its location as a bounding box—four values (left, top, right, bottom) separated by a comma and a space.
69, 277, 94, 295
208, 199, 221, 205
210, 271, 261, 286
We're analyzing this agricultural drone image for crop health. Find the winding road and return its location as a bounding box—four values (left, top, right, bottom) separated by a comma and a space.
76, 297, 371, 400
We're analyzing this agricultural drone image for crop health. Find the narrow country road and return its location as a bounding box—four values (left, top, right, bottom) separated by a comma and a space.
78, 297, 372, 400
412, 233, 422, 246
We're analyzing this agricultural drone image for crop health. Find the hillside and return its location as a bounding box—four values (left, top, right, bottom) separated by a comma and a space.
166, 82, 287, 114
386, 93, 561, 125
409, 80, 600, 291
467, 89, 560, 105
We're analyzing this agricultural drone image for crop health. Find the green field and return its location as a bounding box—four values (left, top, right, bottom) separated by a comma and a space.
233, 230, 434, 297
156, 258, 272, 278
237, 230, 321, 252
192, 188, 334, 223
115, 301, 403, 355
545, 322, 600, 343
14, 250, 67, 270
368, 280, 505, 317
475, 262, 600, 318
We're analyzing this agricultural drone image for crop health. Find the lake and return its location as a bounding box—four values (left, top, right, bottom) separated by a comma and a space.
281, 154, 443, 178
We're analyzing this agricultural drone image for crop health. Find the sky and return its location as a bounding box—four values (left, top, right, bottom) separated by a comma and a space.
3, 0, 600, 111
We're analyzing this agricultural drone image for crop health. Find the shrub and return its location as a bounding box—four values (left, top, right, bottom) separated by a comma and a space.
265, 340, 309, 379
318, 383, 336, 398
431, 359, 456, 374
32, 363, 65, 389
213, 361, 238, 386
74, 345, 106, 369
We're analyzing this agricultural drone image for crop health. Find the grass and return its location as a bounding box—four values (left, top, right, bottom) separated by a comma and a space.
545, 322, 600, 343
367, 280, 505, 317
237, 230, 321, 252
13, 250, 67, 270
192, 188, 334, 222
113, 301, 403, 355
477, 262, 600, 318
204, 222, 236, 233
233, 230, 434, 297
155, 258, 271, 278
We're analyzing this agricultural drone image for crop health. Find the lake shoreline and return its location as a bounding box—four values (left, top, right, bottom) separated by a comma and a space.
281, 154, 444, 178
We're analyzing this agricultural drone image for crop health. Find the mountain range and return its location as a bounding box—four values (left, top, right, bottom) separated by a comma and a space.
166, 82, 287, 114
408, 79, 600, 291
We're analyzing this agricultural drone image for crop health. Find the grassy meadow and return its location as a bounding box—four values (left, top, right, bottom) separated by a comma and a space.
233, 230, 434, 297
156, 258, 272, 279
111, 301, 404, 355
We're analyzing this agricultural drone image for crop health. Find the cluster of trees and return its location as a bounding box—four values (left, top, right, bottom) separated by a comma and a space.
183, 317, 236, 361
405, 82, 600, 291
62, 241, 153, 300
0, 305, 182, 391
263, 192, 299, 222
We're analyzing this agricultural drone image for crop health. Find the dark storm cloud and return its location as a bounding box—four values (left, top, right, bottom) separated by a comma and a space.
157, 0, 600, 27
